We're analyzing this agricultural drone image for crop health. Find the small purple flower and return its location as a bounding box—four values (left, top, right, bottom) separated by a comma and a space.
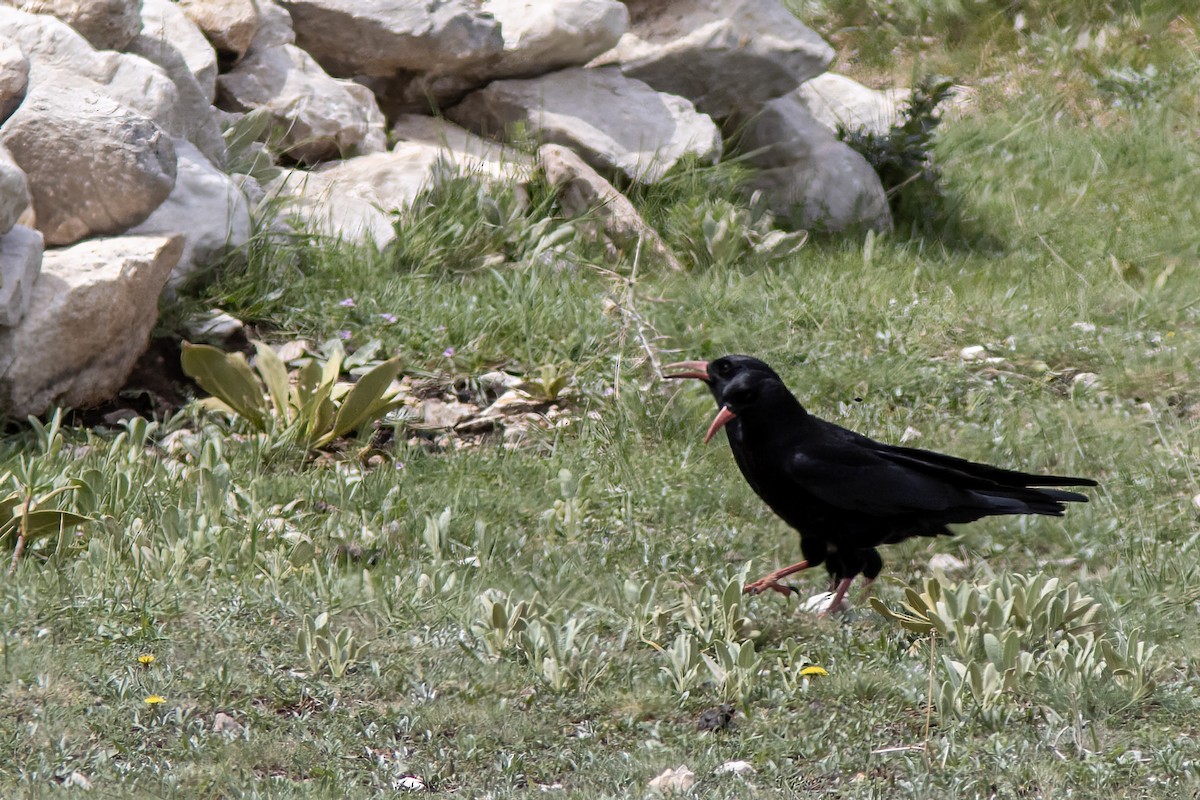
338, 298, 356, 308
380, 313, 397, 323
433, 325, 447, 333
442, 346, 456, 358
602, 386, 616, 397
338, 330, 352, 340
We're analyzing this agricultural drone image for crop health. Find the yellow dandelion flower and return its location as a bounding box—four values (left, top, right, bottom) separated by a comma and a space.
799, 665, 829, 677
137, 654, 156, 666
144, 695, 166, 705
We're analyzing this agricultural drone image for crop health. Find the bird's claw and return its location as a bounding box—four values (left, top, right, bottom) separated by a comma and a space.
742, 578, 794, 597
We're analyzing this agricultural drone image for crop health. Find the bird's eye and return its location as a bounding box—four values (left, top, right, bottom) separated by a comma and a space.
713, 361, 731, 377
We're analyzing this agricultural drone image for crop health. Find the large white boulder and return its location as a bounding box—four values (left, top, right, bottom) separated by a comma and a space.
132, 0, 218, 103
1, 84, 177, 246
0, 6, 220, 161
129, 139, 252, 290
0, 235, 182, 417
9, 0, 143, 51
797, 73, 909, 137
266, 169, 396, 249
738, 94, 891, 233
448, 66, 720, 184
127, 0, 226, 165
278, 0, 502, 77
482, 0, 628, 79
177, 0, 261, 59
591, 0, 834, 119
0, 224, 42, 327
217, 43, 386, 163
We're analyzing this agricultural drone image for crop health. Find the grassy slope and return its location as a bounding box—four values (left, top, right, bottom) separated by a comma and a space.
3, 5, 1200, 798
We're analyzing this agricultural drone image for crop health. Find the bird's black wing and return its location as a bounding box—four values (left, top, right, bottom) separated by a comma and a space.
784, 422, 1093, 516
785, 442, 979, 516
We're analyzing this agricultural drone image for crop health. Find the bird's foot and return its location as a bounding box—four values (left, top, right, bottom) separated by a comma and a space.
742, 576, 795, 597
817, 577, 855, 617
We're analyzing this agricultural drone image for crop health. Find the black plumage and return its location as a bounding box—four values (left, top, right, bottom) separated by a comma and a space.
666, 355, 1097, 613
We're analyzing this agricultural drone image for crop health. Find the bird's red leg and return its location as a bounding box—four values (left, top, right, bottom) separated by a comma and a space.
743, 560, 810, 597
821, 577, 855, 616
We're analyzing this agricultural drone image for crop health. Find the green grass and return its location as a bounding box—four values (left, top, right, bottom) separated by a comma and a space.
5, 7, 1200, 797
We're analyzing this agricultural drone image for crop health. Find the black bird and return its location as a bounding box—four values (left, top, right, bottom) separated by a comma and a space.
665, 355, 1097, 614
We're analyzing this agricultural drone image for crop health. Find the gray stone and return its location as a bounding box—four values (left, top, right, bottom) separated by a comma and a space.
0, 225, 42, 326
1, 84, 177, 246
0, 142, 29, 236
266, 168, 396, 249
128, 0, 226, 164
279, 0, 502, 78
738, 94, 891, 233
0, 35, 28, 122
129, 139, 252, 290
10, 0, 143, 51
482, 0, 628, 79
132, 0, 218, 102
591, 0, 834, 118
177, 0, 260, 58
217, 43, 386, 164
538, 143, 681, 270
448, 66, 720, 183
796, 73, 909, 137
0, 235, 182, 417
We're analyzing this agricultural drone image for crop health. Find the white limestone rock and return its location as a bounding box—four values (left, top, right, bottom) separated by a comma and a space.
448, 66, 720, 184
217, 43, 386, 164
738, 94, 891, 233
1, 84, 177, 246
129, 139, 252, 290
0, 235, 182, 417
591, 0, 834, 118
0, 224, 42, 327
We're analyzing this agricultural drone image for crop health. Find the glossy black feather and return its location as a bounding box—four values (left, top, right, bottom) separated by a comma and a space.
699, 355, 1096, 584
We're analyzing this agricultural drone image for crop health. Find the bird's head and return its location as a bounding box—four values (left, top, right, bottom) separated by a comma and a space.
664, 355, 796, 443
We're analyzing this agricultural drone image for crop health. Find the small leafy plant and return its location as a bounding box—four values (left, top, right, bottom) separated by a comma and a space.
873, 574, 1157, 722
296, 612, 367, 679
839, 75, 958, 234
181, 339, 403, 450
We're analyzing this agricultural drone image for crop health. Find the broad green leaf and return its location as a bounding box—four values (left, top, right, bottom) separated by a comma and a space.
254, 340, 293, 423
181, 342, 267, 430
320, 358, 403, 444
20, 509, 93, 540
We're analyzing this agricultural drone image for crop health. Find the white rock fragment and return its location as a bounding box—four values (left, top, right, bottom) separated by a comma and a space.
649, 765, 696, 793
928, 553, 967, 573
1072, 372, 1100, 390
715, 760, 756, 776
802, 591, 835, 614
959, 345, 989, 361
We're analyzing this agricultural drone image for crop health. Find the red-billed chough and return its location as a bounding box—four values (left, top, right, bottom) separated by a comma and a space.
665, 355, 1096, 614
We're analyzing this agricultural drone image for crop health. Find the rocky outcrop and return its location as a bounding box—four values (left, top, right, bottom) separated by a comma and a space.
2, 84, 177, 246
0, 235, 182, 417
267, 169, 397, 249
449, 66, 720, 183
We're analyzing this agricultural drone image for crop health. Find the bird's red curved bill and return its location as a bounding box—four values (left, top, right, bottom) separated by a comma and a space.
705, 406, 737, 444
663, 361, 710, 381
